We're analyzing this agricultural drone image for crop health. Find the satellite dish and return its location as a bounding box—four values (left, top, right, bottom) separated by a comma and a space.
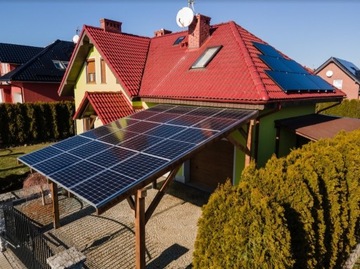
176, 7, 194, 28
326, 70, 333, 78
72, 34, 80, 44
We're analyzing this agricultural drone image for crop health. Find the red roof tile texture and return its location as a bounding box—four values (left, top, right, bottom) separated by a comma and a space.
140, 21, 344, 104
85, 26, 150, 97
74, 91, 134, 124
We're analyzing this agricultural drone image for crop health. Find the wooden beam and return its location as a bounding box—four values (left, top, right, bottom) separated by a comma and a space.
50, 181, 60, 229
145, 165, 181, 225
127, 196, 135, 211
226, 132, 251, 156
135, 189, 147, 269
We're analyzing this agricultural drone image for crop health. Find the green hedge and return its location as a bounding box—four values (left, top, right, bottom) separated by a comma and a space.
316, 99, 360, 118
194, 129, 360, 268
0, 101, 75, 146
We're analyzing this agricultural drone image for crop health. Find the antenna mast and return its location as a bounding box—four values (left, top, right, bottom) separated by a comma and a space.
188, 0, 195, 12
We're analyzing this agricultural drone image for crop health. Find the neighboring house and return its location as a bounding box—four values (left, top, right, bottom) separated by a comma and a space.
0, 42, 43, 103
0, 40, 75, 103
315, 57, 360, 100
58, 16, 345, 191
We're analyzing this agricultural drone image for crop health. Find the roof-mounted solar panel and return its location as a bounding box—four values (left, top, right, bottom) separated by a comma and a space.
253, 42, 283, 58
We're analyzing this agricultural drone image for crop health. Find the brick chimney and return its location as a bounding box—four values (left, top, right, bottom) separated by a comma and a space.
188, 14, 211, 49
100, 18, 122, 33
154, 29, 172, 37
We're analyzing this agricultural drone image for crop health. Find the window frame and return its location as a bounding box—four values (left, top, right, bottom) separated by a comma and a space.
190, 45, 222, 69
100, 59, 106, 84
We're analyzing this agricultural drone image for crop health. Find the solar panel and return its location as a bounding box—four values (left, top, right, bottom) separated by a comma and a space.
52, 136, 92, 151
144, 139, 194, 160
71, 170, 136, 207
110, 153, 169, 180
18, 146, 62, 166
308, 75, 335, 91
87, 146, 136, 168
33, 153, 82, 175
260, 55, 292, 72
18, 105, 258, 211
68, 141, 112, 158
253, 42, 283, 58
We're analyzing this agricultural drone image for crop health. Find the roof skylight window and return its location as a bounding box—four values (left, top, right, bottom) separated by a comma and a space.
52, 60, 69, 70
191, 46, 222, 69
173, 36, 185, 45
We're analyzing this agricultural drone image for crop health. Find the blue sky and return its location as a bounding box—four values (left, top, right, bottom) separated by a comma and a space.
1, 1, 359, 69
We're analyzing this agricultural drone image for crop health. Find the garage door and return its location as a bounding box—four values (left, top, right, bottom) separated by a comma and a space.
190, 139, 234, 192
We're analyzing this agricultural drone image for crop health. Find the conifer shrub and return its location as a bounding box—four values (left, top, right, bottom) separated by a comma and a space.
0, 101, 74, 146
316, 99, 360, 118
193, 181, 294, 268
194, 129, 360, 268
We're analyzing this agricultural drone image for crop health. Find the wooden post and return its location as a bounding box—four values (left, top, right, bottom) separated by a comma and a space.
245, 120, 255, 167
135, 189, 147, 269
50, 181, 60, 229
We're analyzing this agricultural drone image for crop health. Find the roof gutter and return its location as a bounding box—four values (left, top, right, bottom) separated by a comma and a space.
316, 100, 342, 114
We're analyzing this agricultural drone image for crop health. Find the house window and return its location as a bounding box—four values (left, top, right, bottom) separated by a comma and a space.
0, 89, 3, 103
87, 59, 96, 83
191, 46, 222, 69
101, 59, 106, 83
13, 92, 23, 103
333, 79, 343, 90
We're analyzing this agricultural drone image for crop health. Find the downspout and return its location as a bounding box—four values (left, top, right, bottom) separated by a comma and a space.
253, 103, 281, 162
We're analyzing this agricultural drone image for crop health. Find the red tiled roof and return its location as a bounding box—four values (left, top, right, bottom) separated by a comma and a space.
73, 91, 135, 124
85, 26, 150, 97
140, 21, 344, 104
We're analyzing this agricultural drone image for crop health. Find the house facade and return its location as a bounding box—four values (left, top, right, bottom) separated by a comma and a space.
59, 16, 344, 191
0, 40, 75, 103
315, 57, 360, 100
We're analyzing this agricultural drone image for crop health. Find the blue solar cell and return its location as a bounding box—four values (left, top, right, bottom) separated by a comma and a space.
171, 128, 217, 144
52, 136, 92, 151
213, 109, 253, 120
88, 147, 136, 168
123, 121, 159, 133
189, 107, 219, 117
266, 71, 302, 91
71, 170, 136, 207
260, 55, 292, 72
18, 146, 63, 166
282, 59, 308, 74
128, 111, 159, 120
68, 141, 112, 158
98, 130, 134, 145
168, 114, 207, 127
49, 161, 104, 188
193, 117, 238, 131
335, 58, 360, 76
144, 124, 186, 138
144, 139, 194, 160
253, 42, 283, 58
166, 105, 197, 114
33, 153, 82, 175
308, 75, 335, 91
80, 126, 115, 139
118, 134, 163, 151
110, 153, 168, 180
146, 112, 181, 123
148, 104, 175, 112
106, 118, 140, 130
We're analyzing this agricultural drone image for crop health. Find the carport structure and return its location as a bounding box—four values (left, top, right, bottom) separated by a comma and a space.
18, 104, 258, 269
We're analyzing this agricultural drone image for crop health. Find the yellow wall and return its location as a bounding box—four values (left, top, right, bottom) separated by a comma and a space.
74, 46, 130, 134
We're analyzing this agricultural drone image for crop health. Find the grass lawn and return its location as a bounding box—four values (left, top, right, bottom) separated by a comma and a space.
0, 143, 52, 193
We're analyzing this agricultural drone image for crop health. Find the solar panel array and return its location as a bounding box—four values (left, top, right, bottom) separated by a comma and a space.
19, 105, 257, 209
253, 42, 335, 93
